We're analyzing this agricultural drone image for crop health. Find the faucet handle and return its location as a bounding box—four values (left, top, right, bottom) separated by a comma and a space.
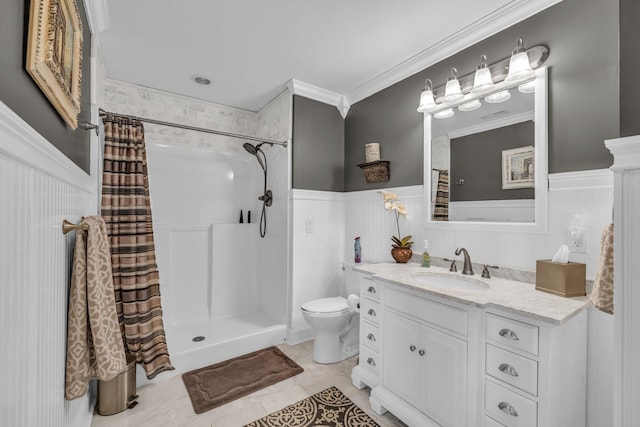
481, 264, 499, 278
444, 258, 457, 272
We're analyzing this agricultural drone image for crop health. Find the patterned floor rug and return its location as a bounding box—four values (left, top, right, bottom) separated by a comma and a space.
182, 346, 303, 414
245, 386, 379, 426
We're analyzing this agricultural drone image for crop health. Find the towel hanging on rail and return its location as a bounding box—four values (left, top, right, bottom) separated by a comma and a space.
65, 216, 127, 400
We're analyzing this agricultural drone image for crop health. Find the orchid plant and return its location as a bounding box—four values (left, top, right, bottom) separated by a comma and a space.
379, 190, 413, 248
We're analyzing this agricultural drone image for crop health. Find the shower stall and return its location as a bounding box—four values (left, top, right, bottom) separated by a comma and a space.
145, 140, 289, 376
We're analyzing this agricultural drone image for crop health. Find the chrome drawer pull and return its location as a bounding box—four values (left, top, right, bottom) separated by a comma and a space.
367, 357, 376, 367
367, 286, 376, 294
409, 345, 416, 352
498, 363, 519, 377
418, 349, 426, 356
367, 309, 377, 317
498, 328, 520, 341
498, 401, 518, 417
367, 333, 376, 342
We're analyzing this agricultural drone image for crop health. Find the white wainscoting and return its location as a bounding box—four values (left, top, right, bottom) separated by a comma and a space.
449, 199, 535, 222
289, 189, 346, 344
0, 102, 97, 427
344, 186, 425, 263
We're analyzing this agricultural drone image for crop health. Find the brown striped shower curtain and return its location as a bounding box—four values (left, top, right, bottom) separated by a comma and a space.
101, 113, 174, 379
433, 169, 449, 221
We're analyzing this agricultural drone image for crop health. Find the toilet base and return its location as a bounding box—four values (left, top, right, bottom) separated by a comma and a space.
311, 327, 359, 364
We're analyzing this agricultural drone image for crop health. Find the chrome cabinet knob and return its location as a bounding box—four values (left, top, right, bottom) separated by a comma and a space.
498, 328, 520, 341
498, 401, 518, 417
498, 363, 519, 377
367, 333, 376, 342
409, 345, 416, 352
367, 357, 376, 367
418, 349, 426, 356
367, 286, 376, 294
367, 309, 376, 317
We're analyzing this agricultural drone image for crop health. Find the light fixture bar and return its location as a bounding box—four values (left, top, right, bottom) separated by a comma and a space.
428, 45, 548, 101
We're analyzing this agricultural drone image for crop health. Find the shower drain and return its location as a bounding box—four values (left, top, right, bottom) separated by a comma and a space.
192, 336, 205, 342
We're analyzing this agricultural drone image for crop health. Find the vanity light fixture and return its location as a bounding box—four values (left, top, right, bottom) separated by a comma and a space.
505, 37, 535, 83
442, 68, 464, 103
458, 99, 482, 112
433, 108, 455, 119
417, 79, 438, 113
470, 55, 495, 94
485, 89, 511, 104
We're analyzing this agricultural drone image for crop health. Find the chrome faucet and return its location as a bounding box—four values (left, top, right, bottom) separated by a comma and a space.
455, 247, 474, 275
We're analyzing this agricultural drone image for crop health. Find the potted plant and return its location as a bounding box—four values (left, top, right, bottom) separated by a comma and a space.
379, 190, 413, 263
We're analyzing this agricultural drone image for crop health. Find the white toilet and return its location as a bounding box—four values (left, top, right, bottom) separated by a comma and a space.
300, 263, 360, 364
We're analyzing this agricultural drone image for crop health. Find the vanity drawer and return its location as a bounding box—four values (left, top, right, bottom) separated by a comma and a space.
485, 416, 506, 427
359, 344, 379, 377
486, 313, 539, 356
485, 380, 537, 427
486, 344, 538, 396
360, 320, 380, 351
360, 277, 380, 302
385, 287, 467, 336
361, 298, 380, 325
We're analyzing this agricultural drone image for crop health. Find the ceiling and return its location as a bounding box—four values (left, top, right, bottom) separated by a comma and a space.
96, 0, 559, 112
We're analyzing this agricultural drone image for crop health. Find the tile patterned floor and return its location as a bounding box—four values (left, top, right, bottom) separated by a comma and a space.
91, 341, 407, 427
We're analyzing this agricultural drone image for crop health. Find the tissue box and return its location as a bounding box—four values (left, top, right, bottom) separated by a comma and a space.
535, 260, 586, 297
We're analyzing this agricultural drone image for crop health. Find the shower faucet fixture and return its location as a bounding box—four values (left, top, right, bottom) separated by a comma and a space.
243, 142, 273, 237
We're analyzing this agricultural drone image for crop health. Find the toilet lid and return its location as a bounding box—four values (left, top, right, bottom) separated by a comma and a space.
301, 297, 351, 314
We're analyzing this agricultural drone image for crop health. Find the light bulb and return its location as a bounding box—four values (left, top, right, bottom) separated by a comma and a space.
471, 55, 495, 94
417, 79, 438, 112
505, 37, 535, 83
485, 90, 511, 104
518, 80, 536, 93
443, 68, 464, 103
458, 99, 482, 112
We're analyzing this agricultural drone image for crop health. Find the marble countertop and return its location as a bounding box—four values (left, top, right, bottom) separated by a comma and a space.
353, 262, 590, 325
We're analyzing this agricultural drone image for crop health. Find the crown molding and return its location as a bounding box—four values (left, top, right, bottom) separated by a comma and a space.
345, 0, 562, 106
286, 79, 350, 118
82, 0, 109, 34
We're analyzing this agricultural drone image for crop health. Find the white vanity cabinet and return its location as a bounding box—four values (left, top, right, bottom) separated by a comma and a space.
483, 309, 587, 427
352, 273, 381, 389
369, 282, 481, 427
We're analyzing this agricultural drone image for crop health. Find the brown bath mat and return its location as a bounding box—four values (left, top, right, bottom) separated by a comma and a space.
182, 346, 303, 414
245, 386, 379, 426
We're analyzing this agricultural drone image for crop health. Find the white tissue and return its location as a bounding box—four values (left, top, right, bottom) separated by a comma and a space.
551, 244, 570, 263
347, 294, 360, 313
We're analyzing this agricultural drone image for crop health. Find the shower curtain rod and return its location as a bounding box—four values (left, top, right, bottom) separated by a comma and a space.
98, 108, 288, 147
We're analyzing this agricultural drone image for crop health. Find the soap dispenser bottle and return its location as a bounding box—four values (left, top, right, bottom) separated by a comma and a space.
421, 240, 430, 267
354, 237, 362, 263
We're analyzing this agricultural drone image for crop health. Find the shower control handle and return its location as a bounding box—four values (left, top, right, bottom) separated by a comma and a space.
258, 189, 273, 207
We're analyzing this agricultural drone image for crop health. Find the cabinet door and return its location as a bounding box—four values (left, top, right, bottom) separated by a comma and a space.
384, 311, 422, 409
422, 325, 467, 427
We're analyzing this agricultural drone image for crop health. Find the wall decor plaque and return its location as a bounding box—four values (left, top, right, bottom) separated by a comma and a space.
26, 0, 83, 129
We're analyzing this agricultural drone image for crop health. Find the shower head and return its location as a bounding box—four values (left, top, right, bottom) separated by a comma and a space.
243, 142, 267, 173
243, 142, 258, 155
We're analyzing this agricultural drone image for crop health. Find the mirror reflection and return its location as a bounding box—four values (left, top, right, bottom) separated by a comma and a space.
430, 81, 536, 223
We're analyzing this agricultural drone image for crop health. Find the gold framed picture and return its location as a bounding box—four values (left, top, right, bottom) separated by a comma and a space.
26, 0, 83, 129
502, 145, 535, 189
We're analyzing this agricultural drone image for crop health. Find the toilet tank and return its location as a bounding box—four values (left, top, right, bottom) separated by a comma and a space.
343, 262, 362, 296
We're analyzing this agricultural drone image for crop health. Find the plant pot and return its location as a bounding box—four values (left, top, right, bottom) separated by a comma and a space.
391, 246, 413, 263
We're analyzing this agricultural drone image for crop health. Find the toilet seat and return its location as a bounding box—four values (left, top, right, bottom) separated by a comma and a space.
301, 297, 351, 315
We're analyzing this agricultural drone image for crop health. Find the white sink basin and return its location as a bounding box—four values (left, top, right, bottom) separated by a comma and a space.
410, 272, 489, 291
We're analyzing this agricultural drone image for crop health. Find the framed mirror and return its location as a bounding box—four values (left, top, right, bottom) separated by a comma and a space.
424, 67, 548, 233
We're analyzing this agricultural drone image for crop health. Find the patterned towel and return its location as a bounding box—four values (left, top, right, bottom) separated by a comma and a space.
65, 216, 127, 400
589, 223, 614, 314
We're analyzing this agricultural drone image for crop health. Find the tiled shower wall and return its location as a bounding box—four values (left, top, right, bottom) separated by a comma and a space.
0, 102, 97, 426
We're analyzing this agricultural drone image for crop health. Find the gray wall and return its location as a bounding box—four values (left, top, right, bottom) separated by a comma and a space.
344, 0, 618, 191
292, 95, 345, 191
620, 0, 640, 137
450, 121, 535, 202
0, 0, 92, 173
